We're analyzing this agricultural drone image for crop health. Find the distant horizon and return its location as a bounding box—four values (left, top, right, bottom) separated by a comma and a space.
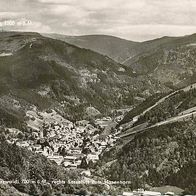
41, 31, 196, 43
1, 29, 195, 43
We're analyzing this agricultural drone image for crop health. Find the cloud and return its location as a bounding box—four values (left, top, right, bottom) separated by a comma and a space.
0, 0, 196, 40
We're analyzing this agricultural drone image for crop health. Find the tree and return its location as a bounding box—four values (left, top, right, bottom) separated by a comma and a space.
79, 157, 88, 169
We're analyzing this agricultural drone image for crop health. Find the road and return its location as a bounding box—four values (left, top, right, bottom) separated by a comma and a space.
120, 82, 196, 138
120, 110, 196, 138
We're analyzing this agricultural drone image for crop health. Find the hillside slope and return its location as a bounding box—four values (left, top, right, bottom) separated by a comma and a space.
126, 34, 196, 89
2, 31, 196, 194
44, 33, 196, 90
0, 31, 168, 125
43, 34, 181, 67
101, 121, 196, 194
0, 133, 73, 195
43, 34, 139, 63
98, 83, 196, 194
46, 33, 196, 89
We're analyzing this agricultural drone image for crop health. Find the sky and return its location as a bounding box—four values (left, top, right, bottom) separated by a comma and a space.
0, 0, 196, 41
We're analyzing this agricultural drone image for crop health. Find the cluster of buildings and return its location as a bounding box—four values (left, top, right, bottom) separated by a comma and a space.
6, 108, 120, 170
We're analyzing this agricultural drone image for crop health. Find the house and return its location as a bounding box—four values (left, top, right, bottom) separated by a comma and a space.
133, 117, 138, 122
43, 147, 52, 156
164, 192, 174, 196
75, 159, 82, 166
80, 170, 91, 177
133, 189, 144, 195
101, 141, 107, 146
76, 120, 89, 127
87, 154, 99, 162
33, 144, 42, 151
141, 191, 161, 196
64, 155, 77, 162
27, 146, 33, 151
102, 117, 112, 121
69, 148, 82, 154
16, 141, 29, 147
47, 155, 64, 165
35, 150, 44, 155
64, 163, 77, 169
63, 156, 81, 168
63, 161, 74, 167
123, 192, 134, 196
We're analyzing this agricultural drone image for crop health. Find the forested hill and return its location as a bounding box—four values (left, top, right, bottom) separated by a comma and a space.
45, 33, 196, 93
98, 83, 196, 194
43, 34, 140, 64
0, 31, 169, 128
0, 133, 69, 195
100, 120, 196, 194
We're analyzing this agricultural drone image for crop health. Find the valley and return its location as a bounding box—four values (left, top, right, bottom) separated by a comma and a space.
0, 31, 196, 195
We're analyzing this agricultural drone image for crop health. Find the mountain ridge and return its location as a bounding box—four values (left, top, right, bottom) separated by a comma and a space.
1, 31, 196, 194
